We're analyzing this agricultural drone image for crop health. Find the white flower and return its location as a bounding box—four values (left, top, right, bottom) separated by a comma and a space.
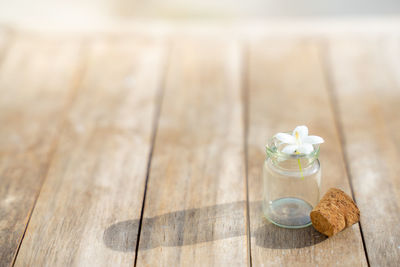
274, 125, 324, 155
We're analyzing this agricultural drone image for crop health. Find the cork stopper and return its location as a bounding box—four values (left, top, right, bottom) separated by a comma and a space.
310, 188, 360, 237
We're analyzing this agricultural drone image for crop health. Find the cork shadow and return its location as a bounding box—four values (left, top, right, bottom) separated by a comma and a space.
103, 201, 327, 252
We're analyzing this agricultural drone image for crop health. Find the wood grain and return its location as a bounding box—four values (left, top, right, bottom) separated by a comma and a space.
0, 36, 83, 267
246, 38, 368, 266
136, 37, 249, 266
326, 37, 400, 266
14, 37, 167, 266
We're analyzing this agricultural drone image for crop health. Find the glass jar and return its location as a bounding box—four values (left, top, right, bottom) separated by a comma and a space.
263, 135, 321, 228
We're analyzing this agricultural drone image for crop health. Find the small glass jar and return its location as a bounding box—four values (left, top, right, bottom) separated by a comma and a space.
263, 135, 321, 228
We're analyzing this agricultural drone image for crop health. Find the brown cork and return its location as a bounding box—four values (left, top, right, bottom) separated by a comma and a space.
310, 188, 360, 237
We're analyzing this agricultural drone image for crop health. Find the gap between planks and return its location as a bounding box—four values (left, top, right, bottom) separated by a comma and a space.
133, 40, 172, 267
241, 40, 253, 267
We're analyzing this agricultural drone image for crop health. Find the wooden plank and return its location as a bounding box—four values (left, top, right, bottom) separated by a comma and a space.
14, 38, 167, 266
325, 37, 400, 266
136, 37, 248, 266
246, 38, 368, 266
0, 35, 83, 267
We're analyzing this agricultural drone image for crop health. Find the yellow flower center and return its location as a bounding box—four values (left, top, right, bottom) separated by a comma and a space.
295, 131, 302, 145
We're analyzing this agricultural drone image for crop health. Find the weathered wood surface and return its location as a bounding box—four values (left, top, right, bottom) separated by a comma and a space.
326, 37, 400, 267
1, 26, 399, 266
14, 38, 167, 266
0, 35, 83, 267
135, 37, 249, 266
246, 38, 368, 266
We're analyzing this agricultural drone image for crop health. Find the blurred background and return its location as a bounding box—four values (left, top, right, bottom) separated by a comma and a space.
1, 0, 400, 31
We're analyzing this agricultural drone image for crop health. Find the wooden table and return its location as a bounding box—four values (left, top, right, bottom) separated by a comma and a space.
0, 22, 399, 266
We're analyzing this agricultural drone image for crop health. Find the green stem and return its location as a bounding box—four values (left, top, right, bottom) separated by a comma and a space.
296, 153, 304, 180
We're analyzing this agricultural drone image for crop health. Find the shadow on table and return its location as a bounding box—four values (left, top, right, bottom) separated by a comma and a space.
103, 201, 327, 252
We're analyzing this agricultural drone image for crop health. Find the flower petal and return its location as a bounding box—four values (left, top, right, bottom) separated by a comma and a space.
293, 125, 308, 138
274, 133, 296, 144
297, 143, 314, 154
281, 145, 298, 154
303, 135, 324, 144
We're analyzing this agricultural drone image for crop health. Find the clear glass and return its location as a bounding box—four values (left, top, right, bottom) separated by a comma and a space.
263, 135, 321, 228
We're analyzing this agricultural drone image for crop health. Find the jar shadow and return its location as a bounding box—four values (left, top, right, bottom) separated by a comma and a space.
103, 201, 327, 252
